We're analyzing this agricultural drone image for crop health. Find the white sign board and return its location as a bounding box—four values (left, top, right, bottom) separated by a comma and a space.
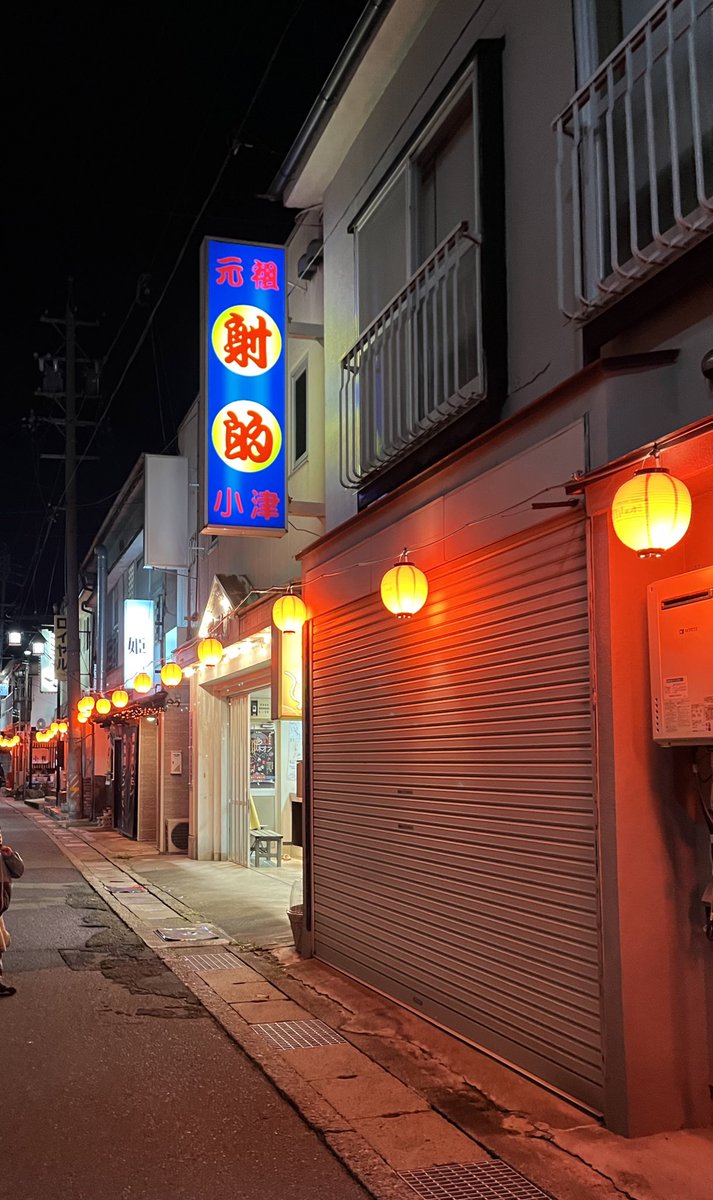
144, 455, 189, 569
124, 599, 155, 685
41, 629, 58, 693
54, 614, 68, 681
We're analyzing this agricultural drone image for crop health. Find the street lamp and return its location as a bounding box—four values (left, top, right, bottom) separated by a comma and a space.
31, 634, 46, 656
7, 631, 21, 646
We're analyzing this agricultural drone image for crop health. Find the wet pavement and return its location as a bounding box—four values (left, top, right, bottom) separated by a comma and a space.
0, 799, 370, 1200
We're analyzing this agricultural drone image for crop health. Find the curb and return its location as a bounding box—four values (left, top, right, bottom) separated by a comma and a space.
16, 805, 422, 1200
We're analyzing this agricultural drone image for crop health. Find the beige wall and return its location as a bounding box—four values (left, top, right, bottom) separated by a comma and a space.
159, 695, 189, 851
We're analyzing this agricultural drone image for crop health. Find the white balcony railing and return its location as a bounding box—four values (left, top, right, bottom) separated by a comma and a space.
339, 223, 484, 487
555, 0, 713, 321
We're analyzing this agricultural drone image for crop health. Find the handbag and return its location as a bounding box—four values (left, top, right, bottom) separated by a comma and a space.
0, 915, 10, 952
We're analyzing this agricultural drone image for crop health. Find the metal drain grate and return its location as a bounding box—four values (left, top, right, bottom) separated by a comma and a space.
399, 1162, 554, 1200
178, 950, 245, 971
252, 1019, 346, 1050
155, 924, 220, 942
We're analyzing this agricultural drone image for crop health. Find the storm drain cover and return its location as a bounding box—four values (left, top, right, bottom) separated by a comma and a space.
252, 1019, 346, 1050
106, 883, 146, 893
399, 1162, 553, 1200
178, 951, 246, 971
155, 924, 220, 942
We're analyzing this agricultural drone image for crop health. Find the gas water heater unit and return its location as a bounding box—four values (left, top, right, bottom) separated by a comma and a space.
647, 566, 713, 746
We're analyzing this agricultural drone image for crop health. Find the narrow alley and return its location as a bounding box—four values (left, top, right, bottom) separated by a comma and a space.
0, 799, 369, 1200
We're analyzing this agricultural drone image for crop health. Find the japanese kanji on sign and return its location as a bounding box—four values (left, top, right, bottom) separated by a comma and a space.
201, 238, 287, 536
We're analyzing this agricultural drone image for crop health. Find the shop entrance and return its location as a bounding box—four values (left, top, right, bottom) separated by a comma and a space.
247, 686, 303, 871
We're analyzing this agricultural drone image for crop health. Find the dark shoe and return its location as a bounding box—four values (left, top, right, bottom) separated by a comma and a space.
0, 984, 16, 997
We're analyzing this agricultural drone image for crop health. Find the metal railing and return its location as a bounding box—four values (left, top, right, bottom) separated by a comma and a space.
339, 223, 484, 487
555, 0, 713, 321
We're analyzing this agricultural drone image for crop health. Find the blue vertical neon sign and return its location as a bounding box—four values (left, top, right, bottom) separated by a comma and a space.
201, 237, 287, 536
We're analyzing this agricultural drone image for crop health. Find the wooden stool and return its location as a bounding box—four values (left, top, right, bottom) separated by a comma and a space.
250, 828, 283, 868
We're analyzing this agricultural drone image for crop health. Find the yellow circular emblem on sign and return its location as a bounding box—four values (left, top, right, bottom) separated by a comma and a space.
211, 303, 282, 376
211, 401, 282, 473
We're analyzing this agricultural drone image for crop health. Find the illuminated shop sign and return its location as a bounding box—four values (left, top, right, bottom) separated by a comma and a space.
201, 238, 287, 536
124, 599, 155, 684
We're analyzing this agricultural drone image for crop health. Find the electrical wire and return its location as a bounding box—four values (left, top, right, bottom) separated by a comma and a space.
46, 0, 309, 536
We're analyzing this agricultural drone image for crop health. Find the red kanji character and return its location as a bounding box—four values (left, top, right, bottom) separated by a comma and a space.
223, 408, 273, 465
216, 256, 244, 286
251, 260, 279, 291
251, 489, 280, 520
213, 489, 245, 519
222, 311, 271, 370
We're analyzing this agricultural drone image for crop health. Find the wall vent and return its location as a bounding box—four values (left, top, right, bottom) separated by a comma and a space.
166, 818, 189, 854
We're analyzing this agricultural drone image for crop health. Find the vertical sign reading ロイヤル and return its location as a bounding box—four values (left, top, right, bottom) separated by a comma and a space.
201, 238, 287, 536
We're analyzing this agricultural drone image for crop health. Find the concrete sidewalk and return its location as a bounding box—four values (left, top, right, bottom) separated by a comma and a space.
16, 800, 713, 1200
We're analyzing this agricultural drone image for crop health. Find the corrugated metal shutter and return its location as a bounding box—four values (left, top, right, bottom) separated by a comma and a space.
310, 518, 603, 1110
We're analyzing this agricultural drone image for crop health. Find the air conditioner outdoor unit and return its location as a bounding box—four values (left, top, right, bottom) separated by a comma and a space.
165, 818, 189, 854
647, 566, 713, 745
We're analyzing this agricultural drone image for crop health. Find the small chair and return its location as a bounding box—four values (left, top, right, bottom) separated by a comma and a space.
250, 827, 283, 868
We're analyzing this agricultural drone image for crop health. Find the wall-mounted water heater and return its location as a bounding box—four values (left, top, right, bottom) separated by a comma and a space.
648, 567, 713, 746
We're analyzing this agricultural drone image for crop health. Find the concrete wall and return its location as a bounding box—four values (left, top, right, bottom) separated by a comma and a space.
159, 693, 190, 851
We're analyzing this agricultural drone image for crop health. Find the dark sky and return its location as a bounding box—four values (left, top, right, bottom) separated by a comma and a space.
2, 1, 367, 621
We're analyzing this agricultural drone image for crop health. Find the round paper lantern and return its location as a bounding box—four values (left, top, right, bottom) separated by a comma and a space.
50, 722, 59, 734
197, 637, 223, 666
133, 672, 152, 694
272, 594, 307, 634
96, 697, 111, 715
77, 713, 88, 725
380, 557, 429, 617
78, 695, 95, 713
112, 689, 129, 709
160, 662, 183, 688
58, 721, 68, 735
611, 467, 691, 558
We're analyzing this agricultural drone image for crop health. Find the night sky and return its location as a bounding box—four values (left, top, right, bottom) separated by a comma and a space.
3, 1, 367, 622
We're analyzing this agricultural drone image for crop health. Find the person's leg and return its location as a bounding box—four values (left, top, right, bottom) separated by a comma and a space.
0, 949, 16, 997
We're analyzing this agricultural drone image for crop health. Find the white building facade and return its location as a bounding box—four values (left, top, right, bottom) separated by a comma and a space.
274, 0, 713, 1136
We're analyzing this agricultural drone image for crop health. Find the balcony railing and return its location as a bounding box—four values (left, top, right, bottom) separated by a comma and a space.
339, 223, 484, 487
555, 0, 713, 321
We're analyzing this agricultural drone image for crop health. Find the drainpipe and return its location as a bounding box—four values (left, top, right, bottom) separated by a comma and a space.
95, 545, 107, 694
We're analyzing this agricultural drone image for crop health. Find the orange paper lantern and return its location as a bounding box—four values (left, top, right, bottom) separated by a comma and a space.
380, 555, 429, 618
160, 662, 183, 688
111, 689, 129, 709
272, 594, 307, 634
611, 467, 691, 558
96, 697, 111, 715
197, 637, 222, 666
133, 672, 152, 694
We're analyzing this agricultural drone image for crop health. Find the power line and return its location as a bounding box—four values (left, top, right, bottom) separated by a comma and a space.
56, 0, 309, 511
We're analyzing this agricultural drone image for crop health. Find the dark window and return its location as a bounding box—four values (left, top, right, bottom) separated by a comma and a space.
293, 367, 307, 465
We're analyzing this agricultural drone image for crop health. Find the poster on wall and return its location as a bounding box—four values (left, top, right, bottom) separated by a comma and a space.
250, 726, 275, 789
200, 237, 287, 538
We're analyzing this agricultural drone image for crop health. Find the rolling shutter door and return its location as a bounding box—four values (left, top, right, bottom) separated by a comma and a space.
310, 518, 603, 1110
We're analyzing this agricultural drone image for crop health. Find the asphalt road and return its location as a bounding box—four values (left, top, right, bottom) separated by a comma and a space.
0, 799, 369, 1200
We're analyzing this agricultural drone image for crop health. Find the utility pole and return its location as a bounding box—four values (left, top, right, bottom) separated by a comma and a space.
64, 289, 81, 819
0, 547, 10, 671
39, 282, 99, 821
